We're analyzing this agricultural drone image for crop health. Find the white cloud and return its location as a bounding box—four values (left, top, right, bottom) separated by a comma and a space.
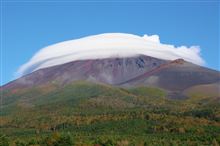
17, 33, 205, 76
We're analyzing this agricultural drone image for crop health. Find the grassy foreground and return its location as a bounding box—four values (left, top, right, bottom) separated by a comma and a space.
1, 82, 220, 145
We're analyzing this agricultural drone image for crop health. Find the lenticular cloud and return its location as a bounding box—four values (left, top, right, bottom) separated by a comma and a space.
17, 33, 205, 76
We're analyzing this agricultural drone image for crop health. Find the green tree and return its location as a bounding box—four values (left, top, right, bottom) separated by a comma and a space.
43, 132, 74, 146
0, 134, 9, 146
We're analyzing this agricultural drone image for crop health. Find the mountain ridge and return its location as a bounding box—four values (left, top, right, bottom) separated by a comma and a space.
2, 55, 219, 94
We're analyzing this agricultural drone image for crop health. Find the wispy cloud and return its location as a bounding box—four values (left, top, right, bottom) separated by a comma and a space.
17, 33, 205, 77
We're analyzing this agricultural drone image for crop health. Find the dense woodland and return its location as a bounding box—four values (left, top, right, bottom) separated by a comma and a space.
1, 82, 220, 145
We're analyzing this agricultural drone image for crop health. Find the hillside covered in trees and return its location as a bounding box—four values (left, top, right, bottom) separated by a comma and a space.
1, 82, 220, 145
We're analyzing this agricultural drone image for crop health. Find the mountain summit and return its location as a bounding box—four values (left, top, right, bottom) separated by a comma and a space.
17, 33, 204, 76
3, 55, 220, 97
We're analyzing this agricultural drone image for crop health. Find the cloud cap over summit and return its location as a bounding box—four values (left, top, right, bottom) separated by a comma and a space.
17, 33, 204, 76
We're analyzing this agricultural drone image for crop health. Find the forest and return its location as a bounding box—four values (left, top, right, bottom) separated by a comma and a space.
1, 82, 220, 145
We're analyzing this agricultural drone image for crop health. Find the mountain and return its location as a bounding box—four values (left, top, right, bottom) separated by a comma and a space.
2, 55, 220, 94
1, 55, 220, 145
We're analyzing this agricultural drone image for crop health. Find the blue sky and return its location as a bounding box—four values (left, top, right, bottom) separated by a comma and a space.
1, 1, 219, 85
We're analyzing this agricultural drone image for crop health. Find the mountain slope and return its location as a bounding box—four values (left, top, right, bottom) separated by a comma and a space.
2, 55, 220, 94
121, 59, 220, 91
1, 81, 220, 145
2, 55, 167, 90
